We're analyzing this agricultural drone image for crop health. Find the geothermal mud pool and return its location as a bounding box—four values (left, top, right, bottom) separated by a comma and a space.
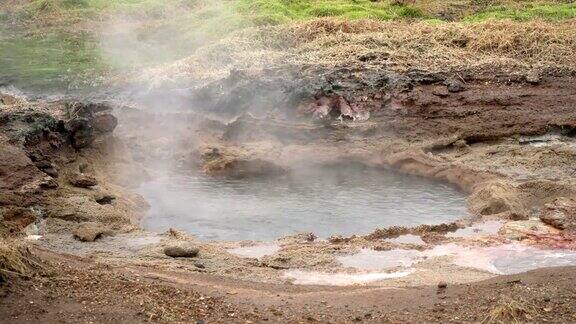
138, 164, 468, 241
3, 69, 576, 324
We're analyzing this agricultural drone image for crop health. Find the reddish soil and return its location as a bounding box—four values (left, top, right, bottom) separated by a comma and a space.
379, 78, 576, 142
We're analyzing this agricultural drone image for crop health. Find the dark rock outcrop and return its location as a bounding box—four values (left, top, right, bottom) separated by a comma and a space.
65, 102, 118, 149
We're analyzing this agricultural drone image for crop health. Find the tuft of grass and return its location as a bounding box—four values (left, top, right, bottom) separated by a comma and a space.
0, 238, 43, 282
483, 296, 537, 323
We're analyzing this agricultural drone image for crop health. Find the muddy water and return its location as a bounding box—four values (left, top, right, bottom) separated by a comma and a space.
138, 165, 468, 241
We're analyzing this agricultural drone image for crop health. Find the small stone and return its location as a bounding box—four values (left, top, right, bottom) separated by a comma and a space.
438, 281, 448, 289
164, 244, 200, 258
432, 87, 450, 98
95, 194, 115, 205
69, 173, 98, 188
73, 223, 108, 242
92, 114, 118, 133
526, 71, 541, 85
39, 178, 59, 189
444, 78, 465, 93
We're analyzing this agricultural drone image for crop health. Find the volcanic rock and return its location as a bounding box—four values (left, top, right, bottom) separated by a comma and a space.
92, 114, 118, 133
468, 181, 524, 216
67, 118, 94, 149
63, 102, 117, 149
444, 78, 465, 93
35, 161, 58, 178
73, 223, 108, 242
164, 244, 200, 258
39, 177, 59, 189
69, 173, 98, 188
540, 197, 576, 231
95, 193, 115, 205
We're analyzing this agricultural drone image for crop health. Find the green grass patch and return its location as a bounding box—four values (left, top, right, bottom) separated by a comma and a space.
463, 3, 576, 22
27, 0, 190, 12
0, 30, 108, 92
235, 0, 425, 23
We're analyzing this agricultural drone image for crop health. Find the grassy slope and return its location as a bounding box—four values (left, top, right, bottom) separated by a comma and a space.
9, 0, 576, 25
0, 0, 575, 92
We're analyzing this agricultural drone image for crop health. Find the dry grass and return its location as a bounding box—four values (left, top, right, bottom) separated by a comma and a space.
288, 18, 576, 71
136, 18, 576, 88
0, 238, 43, 281
483, 296, 538, 323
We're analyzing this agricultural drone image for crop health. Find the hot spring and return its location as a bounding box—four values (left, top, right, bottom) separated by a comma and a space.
138, 164, 468, 241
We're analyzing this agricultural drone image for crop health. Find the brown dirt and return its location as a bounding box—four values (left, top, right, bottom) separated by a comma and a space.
1, 248, 575, 323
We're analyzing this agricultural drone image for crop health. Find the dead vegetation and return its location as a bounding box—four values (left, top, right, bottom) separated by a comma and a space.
483, 296, 538, 323
0, 238, 44, 282
140, 18, 576, 87
269, 18, 576, 71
